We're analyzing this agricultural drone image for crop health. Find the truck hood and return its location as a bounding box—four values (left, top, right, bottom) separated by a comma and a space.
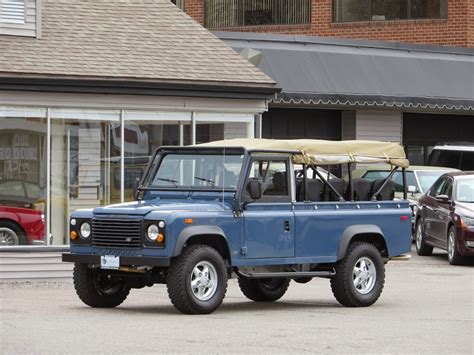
93, 199, 233, 216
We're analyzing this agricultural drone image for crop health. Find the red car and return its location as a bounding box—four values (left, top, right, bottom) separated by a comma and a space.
0, 206, 44, 245
415, 171, 474, 264
0, 180, 45, 245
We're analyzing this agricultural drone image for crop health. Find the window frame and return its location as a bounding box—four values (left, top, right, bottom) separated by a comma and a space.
243, 155, 292, 203
204, 0, 311, 28
332, 0, 448, 23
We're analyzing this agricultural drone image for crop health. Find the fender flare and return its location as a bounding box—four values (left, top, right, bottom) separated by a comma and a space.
337, 224, 386, 260
172, 225, 229, 257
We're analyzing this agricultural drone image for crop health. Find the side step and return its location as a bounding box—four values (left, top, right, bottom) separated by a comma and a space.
235, 269, 335, 279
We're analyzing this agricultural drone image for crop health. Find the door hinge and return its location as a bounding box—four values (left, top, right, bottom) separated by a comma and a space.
240, 247, 247, 255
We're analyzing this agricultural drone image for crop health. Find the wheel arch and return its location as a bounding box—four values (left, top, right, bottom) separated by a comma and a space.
173, 225, 231, 262
338, 225, 388, 260
0, 218, 26, 235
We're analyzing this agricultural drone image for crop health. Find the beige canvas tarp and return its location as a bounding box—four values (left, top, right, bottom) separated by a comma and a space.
198, 138, 409, 168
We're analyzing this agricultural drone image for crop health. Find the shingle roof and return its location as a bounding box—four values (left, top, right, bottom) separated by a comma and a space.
0, 0, 276, 92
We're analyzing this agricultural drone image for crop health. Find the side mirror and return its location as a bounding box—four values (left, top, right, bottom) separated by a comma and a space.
132, 178, 140, 200
247, 180, 262, 200
435, 194, 450, 203
408, 185, 417, 194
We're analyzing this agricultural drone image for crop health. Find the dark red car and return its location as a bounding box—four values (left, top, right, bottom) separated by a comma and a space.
415, 171, 474, 264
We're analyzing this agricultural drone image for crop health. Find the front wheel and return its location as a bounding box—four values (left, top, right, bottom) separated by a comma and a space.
447, 226, 464, 265
415, 219, 433, 256
73, 263, 130, 308
330, 242, 385, 307
166, 245, 228, 314
238, 278, 290, 302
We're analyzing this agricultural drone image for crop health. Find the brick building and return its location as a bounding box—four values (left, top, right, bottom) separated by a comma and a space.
184, 0, 474, 47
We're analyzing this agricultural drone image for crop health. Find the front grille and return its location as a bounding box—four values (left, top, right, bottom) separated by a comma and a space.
91, 218, 142, 248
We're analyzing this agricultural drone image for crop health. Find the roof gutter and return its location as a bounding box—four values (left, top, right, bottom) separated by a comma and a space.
0, 74, 281, 99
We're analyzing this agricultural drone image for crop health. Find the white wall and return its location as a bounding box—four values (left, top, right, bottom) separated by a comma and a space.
355, 110, 402, 142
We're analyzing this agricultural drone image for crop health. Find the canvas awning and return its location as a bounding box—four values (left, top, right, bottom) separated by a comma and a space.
199, 138, 409, 168
216, 32, 474, 111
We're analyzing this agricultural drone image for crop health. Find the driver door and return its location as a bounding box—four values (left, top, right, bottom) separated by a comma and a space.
241, 156, 295, 259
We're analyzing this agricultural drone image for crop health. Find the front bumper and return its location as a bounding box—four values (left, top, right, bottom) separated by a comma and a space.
62, 253, 171, 267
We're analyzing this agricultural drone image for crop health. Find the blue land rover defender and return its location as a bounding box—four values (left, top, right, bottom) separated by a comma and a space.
63, 139, 412, 314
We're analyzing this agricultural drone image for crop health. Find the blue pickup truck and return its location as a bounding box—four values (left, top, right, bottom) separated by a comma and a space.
63, 139, 412, 314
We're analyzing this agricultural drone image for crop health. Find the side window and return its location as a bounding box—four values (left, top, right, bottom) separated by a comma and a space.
428, 177, 446, 198
246, 159, 290, 201
362, 171, 390, 180
460, 152, 474, 171
440, 178, 453, 198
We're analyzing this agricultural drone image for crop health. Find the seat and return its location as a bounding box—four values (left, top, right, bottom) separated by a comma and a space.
323, 177, 346, 201
352, 178, 373, 201
298, 178, 323, 201
264, 172, 287, 195
372, 178, 396, 200
371, 179, 395, 200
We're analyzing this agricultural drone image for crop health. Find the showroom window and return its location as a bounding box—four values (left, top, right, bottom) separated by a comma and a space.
205, 0, 311, 28
0, 108, 47, 246
0, 107, 255, 245
332, 0, 447, 22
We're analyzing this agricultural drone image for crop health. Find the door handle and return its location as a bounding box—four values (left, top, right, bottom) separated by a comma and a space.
284, 220, 290, 232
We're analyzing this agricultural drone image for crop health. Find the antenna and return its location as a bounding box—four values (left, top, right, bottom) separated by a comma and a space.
222, 140, 226, 208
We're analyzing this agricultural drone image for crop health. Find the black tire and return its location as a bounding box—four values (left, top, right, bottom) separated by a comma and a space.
166, 245, 228, 314
415, 219, 433, 256
0, 221, 27, 245
238, 277, 290, 302
330, 242, 385, 307
447, 226, 464, 265
73, 263, 130, 308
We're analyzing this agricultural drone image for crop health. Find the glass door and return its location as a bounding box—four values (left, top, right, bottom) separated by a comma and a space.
50, 110, 120, 245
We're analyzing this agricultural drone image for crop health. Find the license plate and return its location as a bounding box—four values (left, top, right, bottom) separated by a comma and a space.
101, 255, 120, 270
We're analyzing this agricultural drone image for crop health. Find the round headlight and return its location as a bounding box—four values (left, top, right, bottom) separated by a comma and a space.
158, 221, 165, 229
80, 222, 91, 239
70, 218, 77, 226
147, 224, 159, 241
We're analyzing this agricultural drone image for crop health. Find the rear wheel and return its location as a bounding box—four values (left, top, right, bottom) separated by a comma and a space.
73, 263, 130, 308
166, 245, 228, 314
447, 226, 464, 265
416, 219, 433, 256
238, 278, 290, 302
330, 242, 385, 307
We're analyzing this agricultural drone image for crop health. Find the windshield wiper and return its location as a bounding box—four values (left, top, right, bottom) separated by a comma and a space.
154, 178, 178, 187
194, 176, 215, 187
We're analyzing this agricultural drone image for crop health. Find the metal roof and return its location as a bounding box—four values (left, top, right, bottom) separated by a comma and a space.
216, 32, 474, 111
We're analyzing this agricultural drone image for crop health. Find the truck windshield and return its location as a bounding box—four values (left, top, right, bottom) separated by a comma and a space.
149, 153, 244, 189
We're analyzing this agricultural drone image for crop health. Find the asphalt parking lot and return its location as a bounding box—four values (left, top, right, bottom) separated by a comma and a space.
1, 246, 473, 354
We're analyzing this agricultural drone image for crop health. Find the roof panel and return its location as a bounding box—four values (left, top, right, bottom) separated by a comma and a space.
217, 32, 474, 111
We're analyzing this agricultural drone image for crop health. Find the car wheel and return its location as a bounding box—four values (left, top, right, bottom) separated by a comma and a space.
415, 219, 433, 256
238, 277, 290, 302
73, 263, 130, 308
447, 226, 464, 265
0, 221, 27, 246
166, 245, 228, 314
330, 242, 385, 307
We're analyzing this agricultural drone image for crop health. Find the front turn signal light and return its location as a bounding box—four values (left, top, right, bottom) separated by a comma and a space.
70, 231, 77, 240
184, 218, 193, 225
157, 233, 165, 243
